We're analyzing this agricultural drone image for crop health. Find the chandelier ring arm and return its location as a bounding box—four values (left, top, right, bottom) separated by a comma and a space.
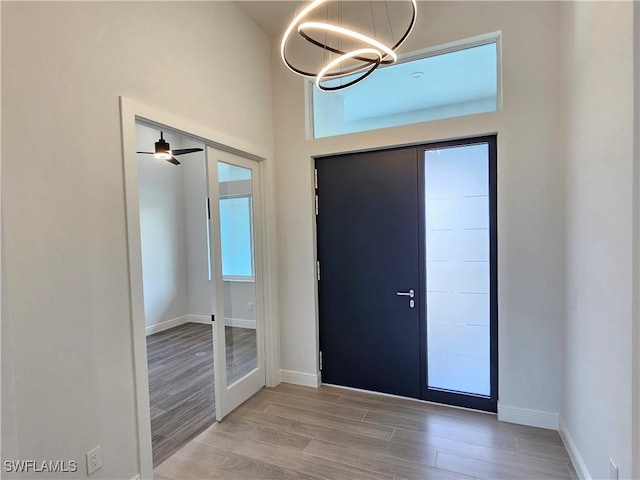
280, 0, 417, 91
316, 48, 382, 91
279, 0, 328, 77
387, 0, 418, 51
298, 22, 397, 62
297, 30, 383, 67
281, 56, 373, 79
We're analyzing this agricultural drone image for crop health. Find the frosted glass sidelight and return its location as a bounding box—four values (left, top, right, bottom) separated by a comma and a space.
313, 42, 498, 138
425, 144, 490, 396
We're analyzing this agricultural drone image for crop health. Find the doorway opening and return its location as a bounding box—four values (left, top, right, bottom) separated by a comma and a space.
316, 135, 497, 412
121, 97, 276, 478
136, 122, 216, 466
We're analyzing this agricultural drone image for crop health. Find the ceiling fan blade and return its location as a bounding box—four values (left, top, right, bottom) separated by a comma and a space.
167, 156, 181, 166
172, 148, 204, 156
136, 151, 154, 154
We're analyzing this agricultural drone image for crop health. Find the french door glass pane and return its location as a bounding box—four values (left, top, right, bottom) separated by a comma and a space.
425, 144, 490, 396
217, 161, 258, 386
219, 197, 253, 277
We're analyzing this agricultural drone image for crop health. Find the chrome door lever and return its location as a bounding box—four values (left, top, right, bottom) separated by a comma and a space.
396, 289, 415, 298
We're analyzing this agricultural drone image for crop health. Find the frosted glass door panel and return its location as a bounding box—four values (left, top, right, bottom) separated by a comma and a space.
425, 144, 490, 396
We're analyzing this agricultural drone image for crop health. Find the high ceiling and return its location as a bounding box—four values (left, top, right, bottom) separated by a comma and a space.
235, 1, 304, 36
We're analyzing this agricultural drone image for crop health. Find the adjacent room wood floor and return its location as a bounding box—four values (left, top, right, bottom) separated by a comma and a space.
155, 383, 578, 480
147, 323, 256, 467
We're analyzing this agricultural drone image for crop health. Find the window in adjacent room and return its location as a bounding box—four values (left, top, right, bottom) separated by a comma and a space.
218, 162, 254, 281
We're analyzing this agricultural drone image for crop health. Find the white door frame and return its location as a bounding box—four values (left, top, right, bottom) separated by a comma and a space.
119, 97, 281, 479
209, 148, 267, 420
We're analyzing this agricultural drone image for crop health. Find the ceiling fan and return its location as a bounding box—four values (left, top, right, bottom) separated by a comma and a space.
137, 131, 203, 165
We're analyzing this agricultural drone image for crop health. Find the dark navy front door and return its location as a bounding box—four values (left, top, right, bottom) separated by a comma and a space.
316, 147, 422, 399
316, 137, 498, 413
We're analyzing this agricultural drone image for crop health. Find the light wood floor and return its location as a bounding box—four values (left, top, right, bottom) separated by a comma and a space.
155, 383, 577, 480
147, 323, 256, 467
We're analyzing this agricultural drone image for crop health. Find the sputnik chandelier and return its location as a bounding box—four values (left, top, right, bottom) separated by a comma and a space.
281, 0, 417, 91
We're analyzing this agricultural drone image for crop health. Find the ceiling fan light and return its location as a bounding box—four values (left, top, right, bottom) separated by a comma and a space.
154, 137, 172, 160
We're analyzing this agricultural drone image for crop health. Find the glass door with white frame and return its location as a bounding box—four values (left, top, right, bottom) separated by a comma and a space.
207, 147, 265, 420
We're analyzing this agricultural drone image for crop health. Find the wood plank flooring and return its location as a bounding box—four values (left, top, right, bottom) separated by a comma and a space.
147, 322, 256, 467
155, 383, 578, 479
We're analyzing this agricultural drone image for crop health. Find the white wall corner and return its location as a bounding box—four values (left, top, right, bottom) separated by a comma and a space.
280, 369, 321, 388
144, 315, 191, 336
497, 403, 559, 430
267, 367, 282, 387
130, 475, 141, 480
559, 418, 592, 480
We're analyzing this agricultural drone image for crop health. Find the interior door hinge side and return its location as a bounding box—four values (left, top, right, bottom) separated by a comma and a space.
315, 194, 319, 216
319, 351, 323, 371
314, 168, 318, 189
316, 260, 321, 281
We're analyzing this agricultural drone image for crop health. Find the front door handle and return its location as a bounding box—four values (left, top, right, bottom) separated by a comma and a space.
396, 289, 415, 298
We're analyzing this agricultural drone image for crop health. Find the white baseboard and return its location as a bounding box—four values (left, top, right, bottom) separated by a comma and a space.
145, 315, 190, 336
146, 315, 257, 335
497, 403, 559, 430
189, 314, 212, 325
225, 317, 256, 329
280, 369, 321, 388
559, 418, 591, 480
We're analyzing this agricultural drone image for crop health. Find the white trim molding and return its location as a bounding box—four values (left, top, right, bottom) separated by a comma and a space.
497, 403, 559, 430
144, 315, 190, 336
280, 369, 321, 388
145, 315, 216, 335
188, 314, 258, 330
225, 317, 257, 329
559, 418, 591, 480
189, 314, 212, 325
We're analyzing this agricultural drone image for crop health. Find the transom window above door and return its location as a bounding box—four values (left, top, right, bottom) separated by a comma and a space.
311, 34, 500, 139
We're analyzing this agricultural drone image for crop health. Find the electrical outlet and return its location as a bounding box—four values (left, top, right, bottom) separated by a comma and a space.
610, 458, 618, 480
247, 302, 253, 311
86, 446, 102, 475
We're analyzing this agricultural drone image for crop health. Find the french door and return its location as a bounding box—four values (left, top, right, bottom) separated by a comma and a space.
207, 147, 265, 420
316, 136, 497, 412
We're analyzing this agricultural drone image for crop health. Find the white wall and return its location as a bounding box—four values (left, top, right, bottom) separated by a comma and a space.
272, 1, 565, 421
1, 232, 19, 479
224, 281, 256, 327
1, 2, 273, 478
182, 138, 213, 318
138, 123, 257, 331
0, 3, 19, 471
138, 126, 215, 327
636, 4, 640, 478
137, 125, 190, 328
559, 2, 636, 479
